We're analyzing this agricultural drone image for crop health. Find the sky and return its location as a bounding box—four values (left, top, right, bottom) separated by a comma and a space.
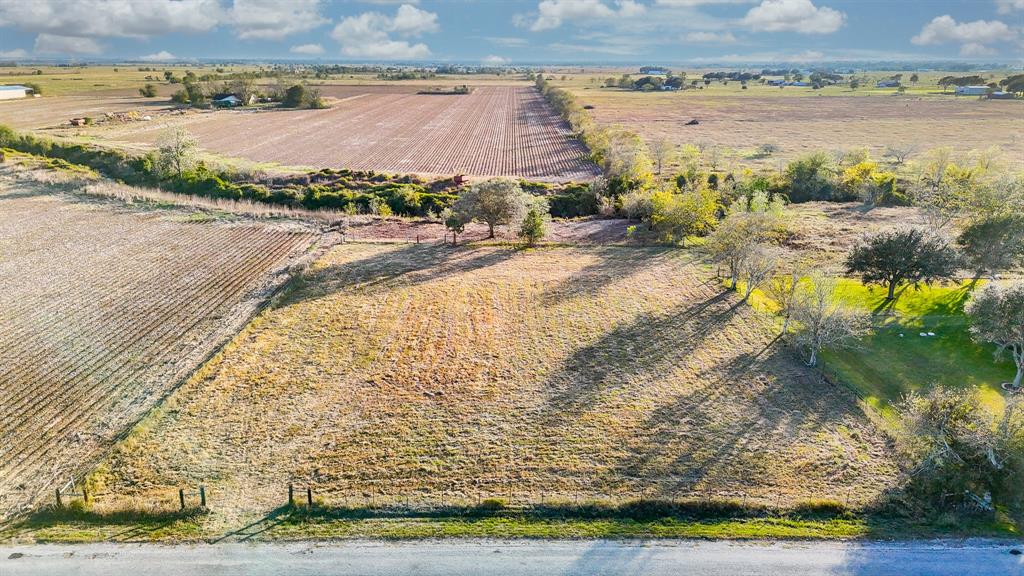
0, 0, 1021, 65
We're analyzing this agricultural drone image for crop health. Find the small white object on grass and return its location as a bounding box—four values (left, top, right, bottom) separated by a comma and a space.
899, 334, 904, 337
927, 332, 935, 336
919, 332, 927, 337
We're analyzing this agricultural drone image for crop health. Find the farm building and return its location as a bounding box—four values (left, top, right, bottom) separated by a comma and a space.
955, 85, 989, 96
875, 80, 901, 88
0, 85, 30, 100
988, 91, 1016, 100
212, 94, 243, 107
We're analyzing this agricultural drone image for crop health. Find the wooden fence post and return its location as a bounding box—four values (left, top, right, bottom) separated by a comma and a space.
55, 488, 62, 508
83, 487, 89, 504
288, 484, 294, 506
179, 488, 186, 510
306, 486, 313, 507
200, 485, 206, 508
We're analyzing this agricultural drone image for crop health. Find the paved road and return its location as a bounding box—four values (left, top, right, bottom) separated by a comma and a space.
2, 539, 1022, 575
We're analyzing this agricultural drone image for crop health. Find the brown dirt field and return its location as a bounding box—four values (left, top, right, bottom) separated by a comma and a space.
0, 168, 315, 517
97, 86, 599, 181
97, 243, 898, 518
0, 95, 174, 130
573, 90, 1024, 168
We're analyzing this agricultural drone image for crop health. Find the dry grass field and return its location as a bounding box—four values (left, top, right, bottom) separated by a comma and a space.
566, 86, 1024, 168
96, 242, 898, 519
0, 168, 315, 517
0, 95, 174, 130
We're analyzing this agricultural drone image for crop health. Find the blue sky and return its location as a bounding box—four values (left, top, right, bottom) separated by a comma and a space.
0, 1, 1021, 64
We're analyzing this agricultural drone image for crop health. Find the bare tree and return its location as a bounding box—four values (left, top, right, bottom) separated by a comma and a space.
790, 274, 868, 367
738, 245, 780, 302
649, 137, 673, 175
966, 282, 1024, 390
765, 260, 806, 333
883, 144, 916, 165
155, 127, 198, 179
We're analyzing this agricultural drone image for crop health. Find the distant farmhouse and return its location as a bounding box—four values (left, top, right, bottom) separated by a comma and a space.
875, 80, 901, 88
0, 85, 32, 100
955, 85, 989, 96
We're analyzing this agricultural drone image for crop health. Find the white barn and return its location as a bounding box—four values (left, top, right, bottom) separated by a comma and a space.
0, 85, 30, 100
955, 85, 989, 96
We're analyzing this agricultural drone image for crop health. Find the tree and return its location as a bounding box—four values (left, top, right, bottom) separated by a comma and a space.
282, 84, 306, 108
452, 179, 530, 239
518, 203, 549, 246
790, 274, 868, 367
442, 207, 468, 246
155, 128, 198, 179
229, 78, 257, 104
882, 145, 915, 165
139, 84, 157, 97
898, 386, 1023, 510
845, 228, 959, 301
784, 152, 835, 202
909, 73, 919, 86
648, 187, 718, 245
649, 137, 672, 175
765, 262, 805, 333
956, 215, 1024, 281
706, 192, 784, 289
738, 245, 780, 302
182, 80, 206, 105
966, 282, 1024, 390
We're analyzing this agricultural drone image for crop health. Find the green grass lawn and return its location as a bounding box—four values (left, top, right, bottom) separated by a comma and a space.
821, 280, 1013, 414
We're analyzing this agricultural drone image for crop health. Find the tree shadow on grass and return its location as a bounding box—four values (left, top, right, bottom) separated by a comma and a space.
540, 286, 740, 418
539, 245, 695, 307
280, 243, 520, 307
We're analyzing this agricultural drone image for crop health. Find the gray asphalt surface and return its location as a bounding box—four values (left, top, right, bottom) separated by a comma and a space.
2, 539, 1022, 575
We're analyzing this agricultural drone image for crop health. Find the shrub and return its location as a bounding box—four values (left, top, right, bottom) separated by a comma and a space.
518, 202, 549, 246
784, 152, 836, 202
139, 84, 158, 98
282, 85, 306, 108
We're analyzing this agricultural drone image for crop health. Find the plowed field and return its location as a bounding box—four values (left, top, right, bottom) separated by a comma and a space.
0, 171, 315, 516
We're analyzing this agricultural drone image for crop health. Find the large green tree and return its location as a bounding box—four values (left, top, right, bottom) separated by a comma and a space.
453, 179, 531, 239
845, 228, 959, 301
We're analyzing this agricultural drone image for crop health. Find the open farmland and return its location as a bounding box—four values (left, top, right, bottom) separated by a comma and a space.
0, 95, 174, 130
96, 243, 898, 520
0, 168, 315, 516
565, 86, 1024, 168
27, 86, 600, 181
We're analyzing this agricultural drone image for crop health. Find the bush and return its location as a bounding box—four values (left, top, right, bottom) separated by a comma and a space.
784, 152, 836, 202
518, 204, 549, 246
139, 84, 158, 98
282, 85, 306, 108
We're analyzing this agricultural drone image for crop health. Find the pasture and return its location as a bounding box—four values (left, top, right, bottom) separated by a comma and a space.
95, 242, 898, 519
0, 168, 315, 516
562, 80, 1024, 169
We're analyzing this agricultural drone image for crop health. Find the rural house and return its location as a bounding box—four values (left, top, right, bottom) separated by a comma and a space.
875, 80, 901, 88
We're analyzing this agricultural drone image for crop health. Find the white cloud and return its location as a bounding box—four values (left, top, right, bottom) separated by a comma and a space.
291, 43, 325, 55
229, 0, 329, 40
140, 50, 177, 62
34, 33, 103, 54
527, 0, 646, 32
331, 4, 437, 59
996, 0, 1024, 14
742, 0, 845, 34
0, 47, 27, 58
683, 31, 737, 43
959, 42, 997, 57
911, 15, 1013, 51
483, 55, 511, 65
0, 0, 221, 40
656, 0, 753, 5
